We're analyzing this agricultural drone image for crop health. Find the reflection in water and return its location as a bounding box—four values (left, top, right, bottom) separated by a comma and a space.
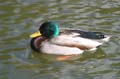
0, 0, 120, 79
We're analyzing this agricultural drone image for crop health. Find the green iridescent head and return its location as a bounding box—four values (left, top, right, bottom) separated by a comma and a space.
39, 21, 59, 38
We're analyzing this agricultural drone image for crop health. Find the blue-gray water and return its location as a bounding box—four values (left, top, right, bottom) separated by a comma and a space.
0, 0, 120, 79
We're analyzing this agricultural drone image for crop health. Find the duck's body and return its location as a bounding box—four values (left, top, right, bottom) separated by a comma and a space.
30, 22, 111, 55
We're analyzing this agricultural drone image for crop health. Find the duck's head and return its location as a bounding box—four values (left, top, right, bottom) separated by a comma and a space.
30, 21, 60, 38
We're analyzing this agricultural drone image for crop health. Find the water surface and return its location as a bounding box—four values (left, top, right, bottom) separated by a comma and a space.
0, 0, 120, 79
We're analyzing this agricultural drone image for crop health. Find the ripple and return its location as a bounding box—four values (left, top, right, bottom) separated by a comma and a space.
0, 0, 120, 79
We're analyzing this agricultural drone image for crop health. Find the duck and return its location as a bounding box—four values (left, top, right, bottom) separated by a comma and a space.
30, 21, 111, 56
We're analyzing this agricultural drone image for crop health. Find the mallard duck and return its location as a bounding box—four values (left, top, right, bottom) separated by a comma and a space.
30, 21, 111, 55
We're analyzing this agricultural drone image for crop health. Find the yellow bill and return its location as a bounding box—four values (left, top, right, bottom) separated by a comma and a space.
30, 31, 41, 38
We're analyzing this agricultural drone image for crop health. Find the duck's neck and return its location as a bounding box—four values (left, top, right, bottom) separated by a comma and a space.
34, 36, 47, 49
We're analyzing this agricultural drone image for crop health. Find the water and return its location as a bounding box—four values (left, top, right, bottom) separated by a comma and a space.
0, 0, 120, 79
